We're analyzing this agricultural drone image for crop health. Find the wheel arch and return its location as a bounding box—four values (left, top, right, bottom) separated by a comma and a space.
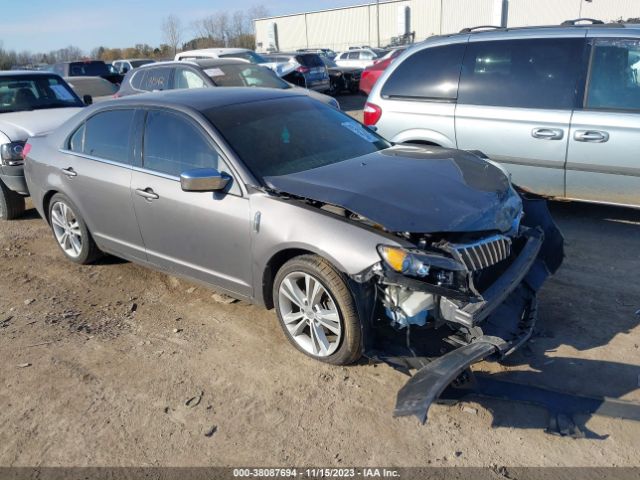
42, 189, 60, 224
261, 247, 350, 310
391, 128, 454, 148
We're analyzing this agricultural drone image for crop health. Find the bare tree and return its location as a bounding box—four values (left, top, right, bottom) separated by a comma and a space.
162, 14, 183, 56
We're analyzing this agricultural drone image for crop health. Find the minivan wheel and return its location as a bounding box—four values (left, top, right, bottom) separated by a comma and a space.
273, 254, 362, 365
48, 193, 101, 264
0, 180, 25, 221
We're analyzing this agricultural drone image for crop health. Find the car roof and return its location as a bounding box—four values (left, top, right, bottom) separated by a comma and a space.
135, 58, 251, 71
436, 21, 640, 41
56, 60, 104, 64
101, 87, 305, 111
0, 71, 59, 77
177, 48, 251, 56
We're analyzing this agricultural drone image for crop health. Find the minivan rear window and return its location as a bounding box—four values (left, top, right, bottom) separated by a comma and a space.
381, 43, 466, 100
458, 38, 584, 109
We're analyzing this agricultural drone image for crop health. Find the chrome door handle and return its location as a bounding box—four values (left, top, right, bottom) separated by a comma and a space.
531, 128, 564, 140
574, 130, 609, 143
61, 167, 77, 177
135, 188, 159, 200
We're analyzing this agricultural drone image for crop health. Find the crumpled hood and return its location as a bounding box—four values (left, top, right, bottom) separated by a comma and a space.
0, 108, 83, 142
264, 146, 523, 234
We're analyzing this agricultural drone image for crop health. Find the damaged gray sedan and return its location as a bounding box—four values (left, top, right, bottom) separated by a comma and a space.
24, 88, 563, 421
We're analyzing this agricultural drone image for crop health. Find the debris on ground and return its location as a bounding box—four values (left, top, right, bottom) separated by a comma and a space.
186, 287, 196, 294
461, 406, 477, 415
204, 425, 217, 437
211, 292, 237, 304
23, 299, 35, 305
186, 391, 204, 408
17, 363, 31, 368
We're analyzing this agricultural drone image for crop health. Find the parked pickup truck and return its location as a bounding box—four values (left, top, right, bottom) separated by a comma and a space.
0, 71, 85, 220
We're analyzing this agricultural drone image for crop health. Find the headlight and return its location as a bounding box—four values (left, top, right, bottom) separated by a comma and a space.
377, 245, 467, 279
377, 246, 430, 278
1, 142, 25, 166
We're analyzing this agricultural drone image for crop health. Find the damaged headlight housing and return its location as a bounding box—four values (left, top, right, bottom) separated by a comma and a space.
378, 245, 429, 277
377, 245, 466, 279
0, 142, 25, 166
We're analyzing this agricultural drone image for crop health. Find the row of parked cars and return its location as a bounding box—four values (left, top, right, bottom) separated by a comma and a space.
18, 46, 407, 104
0, 19, 636, 419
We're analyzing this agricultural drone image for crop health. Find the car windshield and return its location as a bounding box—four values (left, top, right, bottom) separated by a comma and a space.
206, 96, 390, 180
220, 51, 268, 64
68, 61, 110, 76
0, 75, 83, 113
130, 60, 154, 68
206, 64, 289, 89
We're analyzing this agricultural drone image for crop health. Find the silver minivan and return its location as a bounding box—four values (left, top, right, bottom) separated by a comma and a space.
366, 20, 640, 208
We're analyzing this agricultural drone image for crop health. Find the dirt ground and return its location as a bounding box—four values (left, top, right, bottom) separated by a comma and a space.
1, 96, 639, 468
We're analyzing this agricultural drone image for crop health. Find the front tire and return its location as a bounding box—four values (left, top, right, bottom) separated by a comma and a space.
0, 180, 25, 220
273, 254, 362, 365
48, 193, 101, 264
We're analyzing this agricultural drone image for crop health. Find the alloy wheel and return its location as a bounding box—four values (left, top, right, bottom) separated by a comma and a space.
278, 271, 342, 357
50, 201, 83, 258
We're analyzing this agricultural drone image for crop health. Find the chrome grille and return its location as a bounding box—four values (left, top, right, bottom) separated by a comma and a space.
449, 235, 512, 272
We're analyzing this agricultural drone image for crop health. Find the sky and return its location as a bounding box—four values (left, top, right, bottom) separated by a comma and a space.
0, 0, 359, 53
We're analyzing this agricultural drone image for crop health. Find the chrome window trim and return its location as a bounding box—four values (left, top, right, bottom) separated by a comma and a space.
58, 149, 246, 193
58, 148, 132, 170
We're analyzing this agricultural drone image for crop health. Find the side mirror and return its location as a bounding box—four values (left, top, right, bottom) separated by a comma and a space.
180, 168, 230, 192
83, 95, 93, 106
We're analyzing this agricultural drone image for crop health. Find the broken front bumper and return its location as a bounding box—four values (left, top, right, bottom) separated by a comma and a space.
387, 195, 564, 423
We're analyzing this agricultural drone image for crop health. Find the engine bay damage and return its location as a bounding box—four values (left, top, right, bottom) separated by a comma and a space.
361, 192, 567, 424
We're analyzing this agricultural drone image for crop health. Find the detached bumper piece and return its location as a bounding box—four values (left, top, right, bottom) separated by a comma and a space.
394, 286, 537, 424
393, 196, 565, 425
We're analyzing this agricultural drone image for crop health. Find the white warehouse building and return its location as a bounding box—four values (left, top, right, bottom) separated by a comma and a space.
254, 0, 640, 52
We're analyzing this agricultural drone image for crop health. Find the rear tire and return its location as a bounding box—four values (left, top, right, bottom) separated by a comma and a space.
48, 193, 102, 264
273, 254, 362, 365
0, 180, 25, 221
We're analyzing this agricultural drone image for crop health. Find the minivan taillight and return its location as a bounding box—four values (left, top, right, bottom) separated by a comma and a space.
363, 102, 382, 126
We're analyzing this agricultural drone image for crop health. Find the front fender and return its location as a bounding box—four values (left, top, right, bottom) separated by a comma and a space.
250, 194, 407, 306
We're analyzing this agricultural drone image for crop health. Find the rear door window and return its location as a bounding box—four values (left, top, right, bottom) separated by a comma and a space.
586, 38, 640, 111
174, 67, 207, 89
140, 67, 173, 91
381, 43, 466, 100
81, 109, 136, 163
458, 38, 585, 109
